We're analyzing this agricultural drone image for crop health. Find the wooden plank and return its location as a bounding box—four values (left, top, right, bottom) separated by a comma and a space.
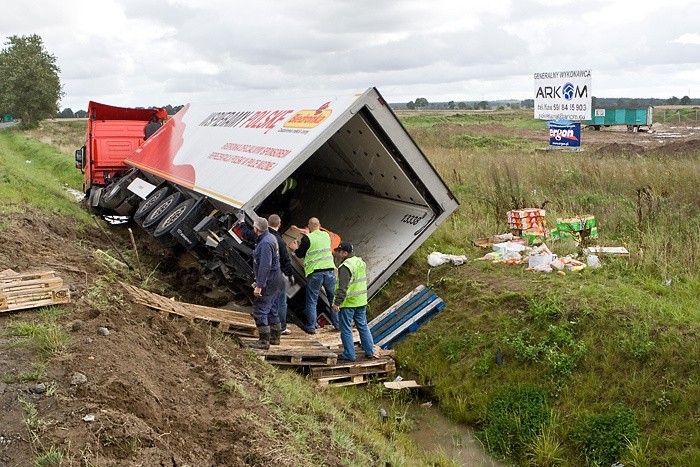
384, 380, 423, 390
0, 277, 64, 294
0, 270, 56, 283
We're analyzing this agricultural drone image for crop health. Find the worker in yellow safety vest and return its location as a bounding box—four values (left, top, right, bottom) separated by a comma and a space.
289, 217, 338, 334
333, 242, 376, 361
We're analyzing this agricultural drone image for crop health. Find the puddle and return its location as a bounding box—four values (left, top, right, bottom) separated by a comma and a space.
405, 400, 504, 466
63, 186, 85, 201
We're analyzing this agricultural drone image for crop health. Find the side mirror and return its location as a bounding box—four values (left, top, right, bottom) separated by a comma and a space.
75, 147, 84, 171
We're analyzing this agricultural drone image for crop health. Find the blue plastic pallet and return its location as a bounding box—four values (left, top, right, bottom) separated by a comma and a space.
369, 285, 445, 349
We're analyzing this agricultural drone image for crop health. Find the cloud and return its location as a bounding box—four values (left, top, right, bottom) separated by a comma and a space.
2, 0, 699, 110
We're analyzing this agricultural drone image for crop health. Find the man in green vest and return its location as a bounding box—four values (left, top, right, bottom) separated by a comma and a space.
333, 242, 377, 361
290, 217, 338, 334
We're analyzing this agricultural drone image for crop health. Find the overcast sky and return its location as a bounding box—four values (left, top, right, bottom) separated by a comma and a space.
3, 0, 700, 110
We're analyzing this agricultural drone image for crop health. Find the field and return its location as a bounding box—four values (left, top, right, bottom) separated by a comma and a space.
376, 108, 700, 466
1, 110, 699, 466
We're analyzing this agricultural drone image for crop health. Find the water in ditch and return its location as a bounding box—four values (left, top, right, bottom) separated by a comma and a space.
402, 399, 504, 466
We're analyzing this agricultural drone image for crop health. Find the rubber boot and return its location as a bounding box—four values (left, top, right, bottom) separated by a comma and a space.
270, 323, 281, 345
247, 326, 270, 350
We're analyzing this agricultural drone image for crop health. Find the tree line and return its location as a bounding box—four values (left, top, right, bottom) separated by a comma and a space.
55, 104, 185, 119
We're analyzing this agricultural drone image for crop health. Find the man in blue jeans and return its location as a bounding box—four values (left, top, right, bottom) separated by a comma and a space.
289, 217, 338, 334
332, 242, 376, 361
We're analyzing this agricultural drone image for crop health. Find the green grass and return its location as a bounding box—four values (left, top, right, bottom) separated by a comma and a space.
380, 115, 700, 465
0, 128, 88, 220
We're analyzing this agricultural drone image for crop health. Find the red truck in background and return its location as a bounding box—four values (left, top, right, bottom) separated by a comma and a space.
74, 88, 459, 323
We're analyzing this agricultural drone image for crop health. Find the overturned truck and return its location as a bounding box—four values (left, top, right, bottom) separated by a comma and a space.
76, 88, 458, 325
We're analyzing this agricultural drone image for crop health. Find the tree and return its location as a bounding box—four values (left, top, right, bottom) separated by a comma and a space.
447, 100, 455, 110
0, 34, 63, 127
58, 108, 74, 118
457, 102, 467, 110
406, 100, 416, 110
667, 96, 679, 105
414, 97, 429, 108
476, 101, 490, 110
680, 95, 691, 105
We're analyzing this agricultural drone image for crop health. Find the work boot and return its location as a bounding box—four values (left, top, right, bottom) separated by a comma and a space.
270, 323, 281, 345
247, 326, 270, 350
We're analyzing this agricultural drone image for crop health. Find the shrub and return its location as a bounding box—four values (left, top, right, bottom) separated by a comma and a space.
572, 405, 640, 466
478, 385, 549, 461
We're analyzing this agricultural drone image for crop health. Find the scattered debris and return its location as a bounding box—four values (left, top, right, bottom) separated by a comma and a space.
70, 372, 87, 386
82, 414, 96, 422
583, 246, 629, 256
96, 327, 110, 336
427, 252, 468, 266
384, 380, 423, 390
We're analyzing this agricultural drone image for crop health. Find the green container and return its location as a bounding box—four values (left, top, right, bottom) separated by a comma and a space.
3, 114, 12, 122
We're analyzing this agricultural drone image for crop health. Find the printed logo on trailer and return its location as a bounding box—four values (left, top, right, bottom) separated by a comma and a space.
283, 102, 333, 129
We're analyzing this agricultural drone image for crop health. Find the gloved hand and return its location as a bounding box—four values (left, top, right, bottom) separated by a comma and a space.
286, 274, 295, 285
235, 210, 245, 224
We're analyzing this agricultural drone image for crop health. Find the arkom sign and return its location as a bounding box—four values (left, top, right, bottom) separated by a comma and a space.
533, 70, 592, 121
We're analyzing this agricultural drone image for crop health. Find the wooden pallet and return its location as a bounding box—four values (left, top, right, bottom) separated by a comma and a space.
310, 356, 395, 378
239, 332, 339, 366
120, 282, 258, 337
0, 271, 71, 313
315, 369, 393, 387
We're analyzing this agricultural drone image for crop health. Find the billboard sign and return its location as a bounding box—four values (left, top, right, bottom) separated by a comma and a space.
534, 70, 592, 120
549, 122, 581, 147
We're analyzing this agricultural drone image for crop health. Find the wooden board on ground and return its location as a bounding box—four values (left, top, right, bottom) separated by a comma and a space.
384, 380, 423, 390
120, 282, 257, 337
0, 271, 71, 313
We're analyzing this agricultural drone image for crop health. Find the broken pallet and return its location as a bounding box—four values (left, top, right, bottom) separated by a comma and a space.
0, 270, 70, 313
120, 282, 257, 337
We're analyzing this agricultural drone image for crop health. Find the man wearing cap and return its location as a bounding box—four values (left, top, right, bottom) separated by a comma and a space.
333, 242, 376, 361
289, 217, 338, 334
247, 217, 283, 349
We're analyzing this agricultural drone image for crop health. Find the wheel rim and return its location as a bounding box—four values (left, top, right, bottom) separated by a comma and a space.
160, 203, 189, 230
148, 197, 175, 220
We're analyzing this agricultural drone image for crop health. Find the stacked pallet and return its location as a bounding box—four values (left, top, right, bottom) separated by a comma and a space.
310, 355, 395, 387
0, 270, 71, 313
369, 285, 444, 349
120, 282, 258, 337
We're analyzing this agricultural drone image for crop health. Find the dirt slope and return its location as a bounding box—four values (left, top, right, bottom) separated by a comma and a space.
0, 212, 339, 466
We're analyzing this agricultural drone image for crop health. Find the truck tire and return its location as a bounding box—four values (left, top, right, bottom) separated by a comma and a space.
153, 198, 197, 246
133, 187, 172, 225
141, 192, 182, 233
100, 169, 138, 210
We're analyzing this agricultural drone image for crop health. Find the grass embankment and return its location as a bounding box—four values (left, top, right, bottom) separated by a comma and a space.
376, 110, 700, 466
0, 124, 456, 466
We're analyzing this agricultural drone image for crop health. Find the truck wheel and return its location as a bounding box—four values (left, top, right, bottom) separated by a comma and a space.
153, 198, 197, 246
141, 192, 182, 233
133, 187, 171, 225
101, 169, 138, 210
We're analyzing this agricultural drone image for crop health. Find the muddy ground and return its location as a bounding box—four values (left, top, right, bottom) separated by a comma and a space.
0, 214, 341, 466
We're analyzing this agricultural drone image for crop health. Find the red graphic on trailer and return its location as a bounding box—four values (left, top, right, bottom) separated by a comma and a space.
126, 104, 195, 187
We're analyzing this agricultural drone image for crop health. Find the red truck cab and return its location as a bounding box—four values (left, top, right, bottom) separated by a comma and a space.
75, 102, 166, 194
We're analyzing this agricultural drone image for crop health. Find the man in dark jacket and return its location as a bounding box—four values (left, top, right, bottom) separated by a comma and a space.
267, 214, 295, 334
247, 217, 283, 349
